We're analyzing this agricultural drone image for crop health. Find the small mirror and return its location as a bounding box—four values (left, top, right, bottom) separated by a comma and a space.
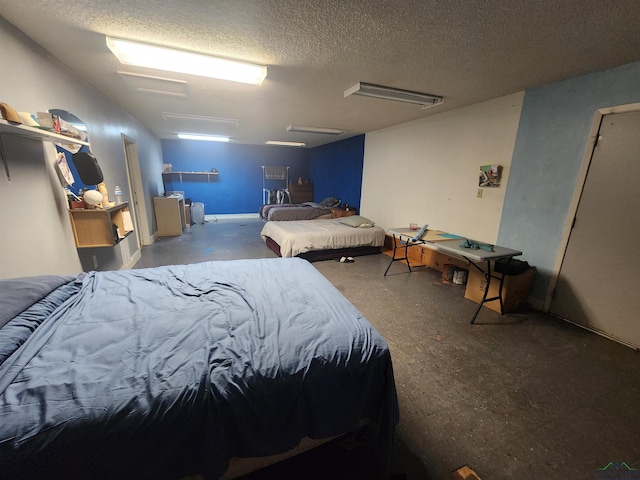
49, 109, 90, 154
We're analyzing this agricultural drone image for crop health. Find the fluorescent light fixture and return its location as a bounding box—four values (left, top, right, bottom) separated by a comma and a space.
163, 112, 239, 126
344, 82, 443, 108
107, 37, 267, 85
286, 125, 346, 135
266, 141, 306, 147
178, 133, 229, 142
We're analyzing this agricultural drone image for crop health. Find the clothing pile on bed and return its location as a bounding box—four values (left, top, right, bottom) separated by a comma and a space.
259, 196, 341, 221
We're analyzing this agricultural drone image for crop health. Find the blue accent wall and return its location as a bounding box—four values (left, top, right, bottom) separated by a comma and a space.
498, 60, 640, 303
308, 135, 365, 210
161, 140, 309, 214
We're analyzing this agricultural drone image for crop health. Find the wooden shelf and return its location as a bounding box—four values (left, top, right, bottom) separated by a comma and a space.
68, 202, 134, 248
0, 119, 90, 181
162, 171, 218, 182
0, 119, 90, 147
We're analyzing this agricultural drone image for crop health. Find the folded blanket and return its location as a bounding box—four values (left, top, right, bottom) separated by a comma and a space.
460, 239, 494, 252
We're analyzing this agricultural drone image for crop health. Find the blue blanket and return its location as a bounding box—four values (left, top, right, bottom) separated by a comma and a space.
0, 258, 398, 479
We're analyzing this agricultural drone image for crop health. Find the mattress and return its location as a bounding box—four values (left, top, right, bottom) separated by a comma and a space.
260, 218, 386, 258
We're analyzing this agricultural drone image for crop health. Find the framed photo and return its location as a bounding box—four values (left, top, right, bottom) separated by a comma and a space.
55, 151, 75, 186
479, 165, 502, 187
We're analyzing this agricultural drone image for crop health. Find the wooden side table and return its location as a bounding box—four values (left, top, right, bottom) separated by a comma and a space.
331, 207, 357, 218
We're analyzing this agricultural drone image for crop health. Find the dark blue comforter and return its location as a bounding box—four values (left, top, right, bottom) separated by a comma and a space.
0, 258, 398, 479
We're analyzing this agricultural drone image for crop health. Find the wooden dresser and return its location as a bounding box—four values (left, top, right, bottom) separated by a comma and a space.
288, 183, 314, 203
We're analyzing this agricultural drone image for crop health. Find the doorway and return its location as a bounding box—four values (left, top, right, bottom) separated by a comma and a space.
122, 135, 151, 246
549, 110, 640, 348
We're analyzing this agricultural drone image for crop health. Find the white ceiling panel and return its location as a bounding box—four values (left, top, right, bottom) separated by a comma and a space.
2, 0, 640, 148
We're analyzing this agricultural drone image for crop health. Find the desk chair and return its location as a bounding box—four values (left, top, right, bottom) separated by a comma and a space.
384, 234, 415, 276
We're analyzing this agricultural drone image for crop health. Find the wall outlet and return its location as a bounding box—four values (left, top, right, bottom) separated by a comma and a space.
92, 255, 98, 269
477, 188, 483, 198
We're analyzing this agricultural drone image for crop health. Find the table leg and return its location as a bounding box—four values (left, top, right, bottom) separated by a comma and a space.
470, 257, 512, 323
470, 260, 491, 324
384, 234, 412, 276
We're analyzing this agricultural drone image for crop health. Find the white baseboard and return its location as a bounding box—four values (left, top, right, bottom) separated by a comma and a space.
121, 249, 142, 270
204, 213, 260, 222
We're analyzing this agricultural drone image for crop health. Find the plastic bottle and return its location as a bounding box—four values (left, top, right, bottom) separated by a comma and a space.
114, 185, 123, 204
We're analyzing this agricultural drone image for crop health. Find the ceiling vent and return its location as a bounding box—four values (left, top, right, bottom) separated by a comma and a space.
344, 82, 443, 108
286, 125, 346, 135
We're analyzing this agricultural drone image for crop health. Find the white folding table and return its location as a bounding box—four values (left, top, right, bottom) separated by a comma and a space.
386, 228, 522, 323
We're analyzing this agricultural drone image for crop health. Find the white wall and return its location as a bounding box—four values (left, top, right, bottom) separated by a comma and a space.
0, 19, 164, 279
361, 92, 524, 243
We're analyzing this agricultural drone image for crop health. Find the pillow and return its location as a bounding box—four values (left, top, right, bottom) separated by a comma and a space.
318, 197, 341, 208
0, 275, 75, 329
339, 215, 375, 228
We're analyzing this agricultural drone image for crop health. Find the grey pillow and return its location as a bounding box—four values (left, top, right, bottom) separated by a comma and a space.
318, 197, 341, 208
339, 215, 375, 228
0, 275, 74, 328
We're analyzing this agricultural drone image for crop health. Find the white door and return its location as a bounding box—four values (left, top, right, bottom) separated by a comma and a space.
550, 110, 640, 348
122, 135, 150, 247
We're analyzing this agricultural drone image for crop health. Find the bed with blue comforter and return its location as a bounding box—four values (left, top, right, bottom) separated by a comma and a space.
0, 258, 398, 479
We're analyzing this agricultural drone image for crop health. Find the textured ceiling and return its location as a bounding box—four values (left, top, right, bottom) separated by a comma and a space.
2, 1, 640, 148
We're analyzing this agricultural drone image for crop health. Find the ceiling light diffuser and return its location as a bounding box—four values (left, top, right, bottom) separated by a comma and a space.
286, 125, 346, 135
163, 112, 239, 126
178, 133, 230, 142
344, 82, 444, 108
107, 37, 267, 85
266, 141, 306, 147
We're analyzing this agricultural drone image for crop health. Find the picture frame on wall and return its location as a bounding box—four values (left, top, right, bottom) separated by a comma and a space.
479, 165, 502, 187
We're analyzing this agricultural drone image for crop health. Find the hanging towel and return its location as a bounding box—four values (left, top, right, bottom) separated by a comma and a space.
264, 166, 287, 180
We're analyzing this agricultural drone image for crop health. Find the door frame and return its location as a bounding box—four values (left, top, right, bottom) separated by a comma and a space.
544, 102, 640, 312
121, 134, 151, 247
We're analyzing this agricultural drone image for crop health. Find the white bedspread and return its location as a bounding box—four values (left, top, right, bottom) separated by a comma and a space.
260, 218, 385, 257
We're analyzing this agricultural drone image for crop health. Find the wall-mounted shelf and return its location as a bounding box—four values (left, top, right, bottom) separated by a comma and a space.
0, 119, 90, 146
0, 119, 90, 180
68, 202, 134, 248
162, 171, 219, 183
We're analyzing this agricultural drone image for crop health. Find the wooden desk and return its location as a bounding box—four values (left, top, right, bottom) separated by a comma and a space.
384, 228, 456, 275
385, 228, 522, 323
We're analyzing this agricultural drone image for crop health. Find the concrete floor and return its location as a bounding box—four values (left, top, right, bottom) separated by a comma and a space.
134, 218, 640, 480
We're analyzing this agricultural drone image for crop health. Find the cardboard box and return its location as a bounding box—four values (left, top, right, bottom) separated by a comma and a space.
425, 249, 468, 272
452, 465, 481, 480
464, 266, 535, 313
383, 234, 424, 266
442, 263, 456, 282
